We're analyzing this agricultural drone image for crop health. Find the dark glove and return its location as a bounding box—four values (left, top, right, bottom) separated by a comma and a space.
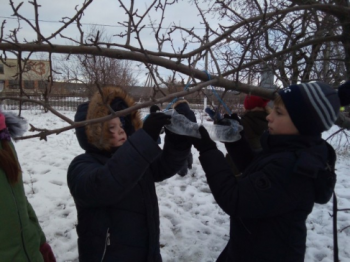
217, 113, 244, 142
165, 128, 191, 150
227, 113, 241, 123
217, 113, 241, 126
143, 113, 171, 142
165, 101, 196, 149
191, 126, 217, 153
40, 242, 56, 262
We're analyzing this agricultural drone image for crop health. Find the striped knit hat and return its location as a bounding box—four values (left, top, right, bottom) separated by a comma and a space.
278, 82, 340, 135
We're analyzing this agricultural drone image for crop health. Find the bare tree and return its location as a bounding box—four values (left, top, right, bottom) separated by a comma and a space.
0, 0, 349, 140
56, 27, 139, 98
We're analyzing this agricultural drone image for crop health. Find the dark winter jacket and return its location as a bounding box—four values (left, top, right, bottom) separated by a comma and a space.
67, 87, 190, 262
199, 133, 336, 262
205, 107, 223, 123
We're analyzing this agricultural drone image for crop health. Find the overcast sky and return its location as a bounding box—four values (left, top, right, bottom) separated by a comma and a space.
0, 0, 215, 84
0, 0, 206, 40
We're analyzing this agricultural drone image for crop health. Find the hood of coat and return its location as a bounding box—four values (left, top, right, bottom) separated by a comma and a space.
172, 100, 197, 123
75, 86, 142, 152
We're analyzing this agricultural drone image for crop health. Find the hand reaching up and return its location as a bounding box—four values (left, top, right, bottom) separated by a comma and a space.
217, 113, 241, 126
143, 113, 171, 142
191, 126, 217, 154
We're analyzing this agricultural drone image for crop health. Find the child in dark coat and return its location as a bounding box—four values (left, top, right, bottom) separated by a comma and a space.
172, 99, 197, 177
205, 106, 222, 123
67, 86, 192, 262
191, 82, 340, 261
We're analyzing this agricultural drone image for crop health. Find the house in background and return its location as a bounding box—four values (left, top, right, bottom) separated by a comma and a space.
0, 59, 247, 111
0, 58, 51, 93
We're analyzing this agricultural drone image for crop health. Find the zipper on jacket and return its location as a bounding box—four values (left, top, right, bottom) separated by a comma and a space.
10, 186, 31, 261
100, 228, 110, 262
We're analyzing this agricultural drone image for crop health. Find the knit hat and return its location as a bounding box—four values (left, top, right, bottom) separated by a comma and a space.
278, 82, 340, 135
337, 80, 350, 106
244, 95, 269, 110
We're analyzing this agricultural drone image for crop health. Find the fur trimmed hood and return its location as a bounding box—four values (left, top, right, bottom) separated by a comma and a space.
172, 99, 197, 123
86, 86, 142, 151
172, 99, 189, 109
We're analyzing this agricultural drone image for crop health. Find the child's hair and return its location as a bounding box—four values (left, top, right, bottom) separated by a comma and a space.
265, 105, 272, 114
273, 93, 284, 107
0, 140, 21, 184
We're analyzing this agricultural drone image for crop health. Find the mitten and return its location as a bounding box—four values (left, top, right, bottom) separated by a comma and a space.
166, 100, 196, 150
165, 128, 191, 150
217, 113, 245, 140
150, 104, 161, 113
143, 113, 171, 142
226, 113, 241, 123
40, 242, 56, 262
191, 126, 217, 153
217, 113, 241, 126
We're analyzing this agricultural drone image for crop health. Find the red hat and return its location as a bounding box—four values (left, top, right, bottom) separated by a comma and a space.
0, 113, 6, 131
244, 95, 269, 110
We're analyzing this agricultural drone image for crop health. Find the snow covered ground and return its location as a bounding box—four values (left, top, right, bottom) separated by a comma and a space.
12, 109, 350, 262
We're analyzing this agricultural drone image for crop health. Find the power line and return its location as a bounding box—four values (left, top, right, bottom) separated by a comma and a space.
0, 16, 206, 30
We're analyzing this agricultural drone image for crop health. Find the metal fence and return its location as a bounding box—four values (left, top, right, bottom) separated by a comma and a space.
0, 93, 243, 114
0, 93, 89, 111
